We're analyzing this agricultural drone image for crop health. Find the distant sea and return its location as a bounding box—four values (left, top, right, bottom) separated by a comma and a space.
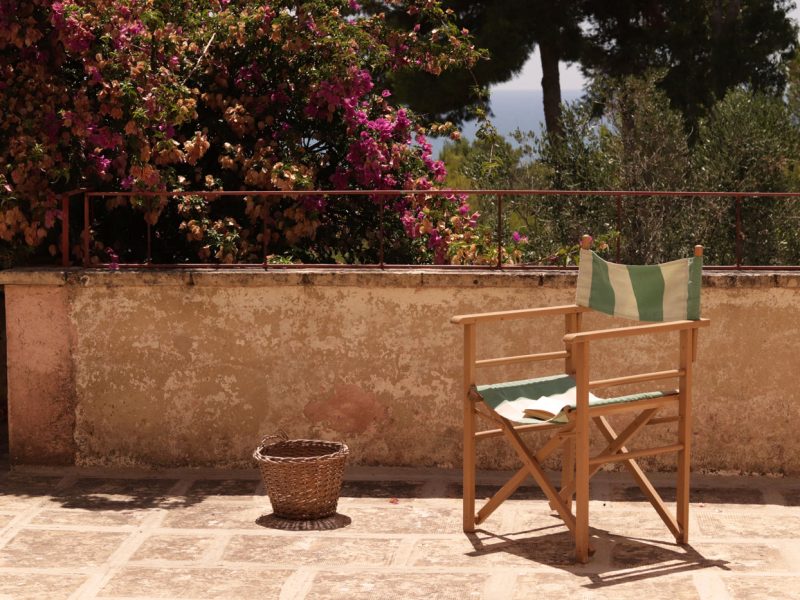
429, 88, 583, 157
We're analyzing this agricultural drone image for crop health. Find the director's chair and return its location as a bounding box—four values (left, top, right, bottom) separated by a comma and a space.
451, 235, 709, 562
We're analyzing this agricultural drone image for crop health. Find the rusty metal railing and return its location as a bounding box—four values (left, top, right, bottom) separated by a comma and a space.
55, 189, 800, 270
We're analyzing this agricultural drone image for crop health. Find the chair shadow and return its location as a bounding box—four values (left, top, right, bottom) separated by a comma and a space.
466, 519, 729, 588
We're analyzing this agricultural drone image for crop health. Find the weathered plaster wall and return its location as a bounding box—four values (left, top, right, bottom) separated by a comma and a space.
5, 282, 77, 464
2, 268, 799, 473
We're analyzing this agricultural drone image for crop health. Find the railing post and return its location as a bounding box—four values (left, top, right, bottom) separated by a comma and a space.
735, 196, 743, 269
146, 221, 152, 265
60, 194, 70, 268
82, 191, 90, 267
379, 198, 385, 270
65, 188, 800, 270
262, 196, 269, 270
615, 195, 622, 263
496, 195, 503, 269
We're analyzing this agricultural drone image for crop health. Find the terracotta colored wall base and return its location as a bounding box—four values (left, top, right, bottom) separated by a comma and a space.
5, 284, 76, 464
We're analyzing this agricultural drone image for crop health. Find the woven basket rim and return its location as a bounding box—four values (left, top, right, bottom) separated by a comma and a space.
253, 438, 349, 463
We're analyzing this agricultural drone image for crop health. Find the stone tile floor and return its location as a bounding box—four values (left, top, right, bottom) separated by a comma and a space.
0, 465, 799, 599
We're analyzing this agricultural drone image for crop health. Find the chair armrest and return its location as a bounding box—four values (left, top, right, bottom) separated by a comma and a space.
451, 304, 588, 325
563, 318, 709, 344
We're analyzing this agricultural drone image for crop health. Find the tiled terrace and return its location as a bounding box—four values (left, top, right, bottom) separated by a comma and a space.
0, 465, 799, 599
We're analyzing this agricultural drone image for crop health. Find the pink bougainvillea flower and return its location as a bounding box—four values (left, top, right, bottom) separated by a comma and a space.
1, 0, 480, 265
105, 248, 119, 270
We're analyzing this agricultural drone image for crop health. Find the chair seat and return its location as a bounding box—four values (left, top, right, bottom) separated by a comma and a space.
474, 374, 673, 424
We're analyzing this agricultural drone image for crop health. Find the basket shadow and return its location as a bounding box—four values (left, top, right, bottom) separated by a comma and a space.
255, 512, 352, 531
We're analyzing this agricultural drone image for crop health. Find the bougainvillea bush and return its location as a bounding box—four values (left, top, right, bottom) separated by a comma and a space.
0, 0, 481, 265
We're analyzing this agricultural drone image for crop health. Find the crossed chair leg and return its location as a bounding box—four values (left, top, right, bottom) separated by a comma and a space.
465, 405, 689, 563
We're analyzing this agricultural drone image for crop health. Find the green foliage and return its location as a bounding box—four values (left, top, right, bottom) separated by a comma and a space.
3, 0, 799, 267
443, 122, 525, 189
694, 90, 800, 263
394, 0, 797, 142
582, 0, 798, 132
695, 91, 798, 192
441, 73, 800, 266
381, 0, 545, 123
600, 76, 695, 263
440, 121, 552, 264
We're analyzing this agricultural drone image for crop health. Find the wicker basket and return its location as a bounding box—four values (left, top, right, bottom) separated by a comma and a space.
253, 434, 349, 520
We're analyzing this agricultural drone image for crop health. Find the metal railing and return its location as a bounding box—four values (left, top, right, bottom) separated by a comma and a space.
56, 188, 800, 270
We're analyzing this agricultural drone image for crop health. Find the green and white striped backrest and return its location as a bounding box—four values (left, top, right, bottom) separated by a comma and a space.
576, 249, 702, 322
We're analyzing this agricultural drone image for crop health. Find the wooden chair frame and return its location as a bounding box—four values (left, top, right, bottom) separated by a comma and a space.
451, 245, 709, 563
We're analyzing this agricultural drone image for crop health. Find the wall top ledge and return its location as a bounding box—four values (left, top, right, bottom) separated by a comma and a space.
0, 267, 798, 289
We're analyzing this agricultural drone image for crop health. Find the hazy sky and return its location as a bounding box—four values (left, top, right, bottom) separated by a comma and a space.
494, 7, 800, 92
493, 48, 585, 91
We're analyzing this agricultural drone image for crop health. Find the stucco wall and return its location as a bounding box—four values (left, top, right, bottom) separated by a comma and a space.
2, 268, 799, 474
5, 283, 76, 464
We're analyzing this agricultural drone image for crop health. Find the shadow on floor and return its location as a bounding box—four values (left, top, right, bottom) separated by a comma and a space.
0, 474, 263, 513
467, 525, 729, 586
339, 480, 430, 499
256, 512, 352, 531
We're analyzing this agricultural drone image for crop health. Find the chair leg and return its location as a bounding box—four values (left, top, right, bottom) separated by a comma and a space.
594, 415, 682, 541
500, 422, 577, 534
548, 438, 573, 513
573, 418, 591, 562
676, 414, 691, 544
462, 324, 477, 533
477, 466, 527, 526
559, 435, 575, 513
574, 443, 590, 563
478, 431, 567, 525
463, 424, 476, 532
676, 329, 693, 544
574, 342, 591, 563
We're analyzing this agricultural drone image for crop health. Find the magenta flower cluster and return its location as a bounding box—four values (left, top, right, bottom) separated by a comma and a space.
0, 0, 481, 264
